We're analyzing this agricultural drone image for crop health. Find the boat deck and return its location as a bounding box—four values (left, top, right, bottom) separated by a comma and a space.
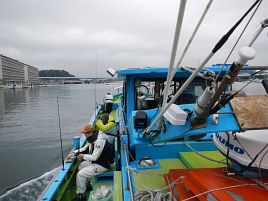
131, 151, 226, 192
86, 150, 226, 201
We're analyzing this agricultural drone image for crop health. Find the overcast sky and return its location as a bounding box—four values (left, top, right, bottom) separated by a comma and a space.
0, 0, 267, 77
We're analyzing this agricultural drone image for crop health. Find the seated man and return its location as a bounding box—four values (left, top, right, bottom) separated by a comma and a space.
73, 125, 114, 201
95, 113, 116, 144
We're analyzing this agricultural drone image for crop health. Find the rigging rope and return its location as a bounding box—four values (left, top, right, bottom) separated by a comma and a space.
258, 148, 268, 188
144, 0, 261, 135
215, 0, 263, 82
211, 0, 261, 54
182, 182, 268, 201
184, 141, 226, 165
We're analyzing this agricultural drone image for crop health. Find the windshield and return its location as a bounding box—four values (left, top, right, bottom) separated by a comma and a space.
134, 78, 212, 110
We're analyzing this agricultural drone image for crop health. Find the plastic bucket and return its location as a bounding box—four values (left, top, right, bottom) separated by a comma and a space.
73, 136, 80, 150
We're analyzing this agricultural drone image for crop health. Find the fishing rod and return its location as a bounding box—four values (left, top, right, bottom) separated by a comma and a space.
56, 96, 65, 170
91, 52, 99, 124
144, 0, 261, 136
209, 70, 264, 115
95, 53, 98, 111
214, 1, 264, 82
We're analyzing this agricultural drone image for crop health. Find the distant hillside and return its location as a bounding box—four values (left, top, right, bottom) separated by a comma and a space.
39, 70, 75, 77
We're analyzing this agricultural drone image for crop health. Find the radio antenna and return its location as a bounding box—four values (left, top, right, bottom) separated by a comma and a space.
56, 96, 65, 170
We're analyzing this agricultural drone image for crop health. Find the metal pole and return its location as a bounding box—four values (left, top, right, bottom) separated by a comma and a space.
158, 0, 187, 131
123, 145, 135, 201
248, 18, 268, 47
162, 0, 187, 108
242, 66, 268, 70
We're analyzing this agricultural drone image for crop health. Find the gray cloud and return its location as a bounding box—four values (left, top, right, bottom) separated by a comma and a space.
0, 0, 267, 77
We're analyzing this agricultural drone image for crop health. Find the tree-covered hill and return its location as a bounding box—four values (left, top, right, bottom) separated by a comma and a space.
39, 70, 75, 77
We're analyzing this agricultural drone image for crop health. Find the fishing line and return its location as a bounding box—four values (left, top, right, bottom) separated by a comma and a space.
258, 147, 268, 186
225, 132, 230, 172
56, 96, 65, 170
95, 53, 98, 110
235, 70, 264, 91
240, 143, 268, 175
184, 141, 226, 165
209, 70, 264, 114
144, 0, 261, 135
234, 132, 256, 167
182, 183, 267, 201
215, 0, 263, 82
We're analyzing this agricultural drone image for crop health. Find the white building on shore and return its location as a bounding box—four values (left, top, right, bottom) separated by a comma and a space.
0, 55, 39, 88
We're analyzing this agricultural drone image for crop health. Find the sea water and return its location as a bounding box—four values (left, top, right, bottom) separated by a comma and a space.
0, 83, 120, 200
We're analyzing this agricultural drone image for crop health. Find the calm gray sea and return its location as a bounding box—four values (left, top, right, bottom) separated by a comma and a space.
0, 83, 120, 200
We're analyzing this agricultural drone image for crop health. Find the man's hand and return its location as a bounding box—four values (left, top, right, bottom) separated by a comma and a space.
77, 153, 84, 161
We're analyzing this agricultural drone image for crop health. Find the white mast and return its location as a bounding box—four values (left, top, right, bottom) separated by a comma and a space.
161, 0, 187, 109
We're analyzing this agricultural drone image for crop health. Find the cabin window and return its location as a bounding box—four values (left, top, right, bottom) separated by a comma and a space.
134, 78, 212, 109
175, 80, 209, 104
135, 80, 159, 110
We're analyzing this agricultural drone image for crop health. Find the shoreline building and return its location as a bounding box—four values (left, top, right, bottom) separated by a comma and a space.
0, 55, 39, 87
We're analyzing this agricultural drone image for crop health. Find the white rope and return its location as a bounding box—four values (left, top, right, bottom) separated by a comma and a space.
133, 176, 185, 201
125, 146, 186, 200
134, 190, 172, 201
182, 182, 267, 201
183, 141, 226, 165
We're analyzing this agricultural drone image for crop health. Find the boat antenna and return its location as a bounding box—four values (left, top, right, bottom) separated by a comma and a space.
56, 96, 65, 170
144, 0, 261, 136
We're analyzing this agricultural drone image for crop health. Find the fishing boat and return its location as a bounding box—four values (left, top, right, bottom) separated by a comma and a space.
38, 1, 268, 201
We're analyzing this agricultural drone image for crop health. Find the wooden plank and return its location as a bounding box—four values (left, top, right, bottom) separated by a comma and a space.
230, 95, 268, 130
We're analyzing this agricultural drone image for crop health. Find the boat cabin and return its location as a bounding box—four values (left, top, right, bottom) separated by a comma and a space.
117, 66, 235, 152
117, 67, 229, 121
